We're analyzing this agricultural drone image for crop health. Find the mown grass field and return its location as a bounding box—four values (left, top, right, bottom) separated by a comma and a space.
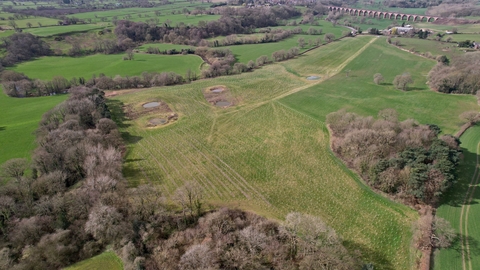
434, 124, 480, 270
23, 24, 106, 37
108, 35, 477, 269
11, 53, 203, 80
64, 251, 123, 270
0, 92, 67, 165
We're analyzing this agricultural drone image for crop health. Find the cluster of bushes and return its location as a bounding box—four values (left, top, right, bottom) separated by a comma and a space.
0, 87, 125, 269
428, 52, 480, 94
1, 70, 190, 97
327, 109, 460, 205
0, 33, 51, 67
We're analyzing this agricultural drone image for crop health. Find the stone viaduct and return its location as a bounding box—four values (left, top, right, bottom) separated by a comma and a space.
328, 6, 439, 22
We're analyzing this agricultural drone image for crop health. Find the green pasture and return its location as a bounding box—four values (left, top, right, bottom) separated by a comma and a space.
344, 17, 398, 31
0, 30, 14, 38
0, 92, 66, 165
107, 35, 476, 269
445, 33, 480, 42
434, 124, 480, 270
395, 37, 464, 58
64, 251, 123, 270
66, 4, 219, 26
274, 21, 347, 37
10, 53, 203, 81
137, 43, 194, 52
226, 34, 321, 63
416, 23, 480, 34
0, 12, 59, 28
23, 24, 106, 37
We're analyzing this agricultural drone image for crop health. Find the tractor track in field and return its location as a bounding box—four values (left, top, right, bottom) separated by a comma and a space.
460, 142, 480, 270
221, 36, 377, 122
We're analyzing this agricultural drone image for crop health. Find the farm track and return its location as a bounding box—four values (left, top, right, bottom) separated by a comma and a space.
228, 36, 377, 115
460, 142, 480, 270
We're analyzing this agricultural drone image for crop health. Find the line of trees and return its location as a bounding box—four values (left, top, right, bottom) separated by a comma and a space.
327, 109, 460, 205
1, 70, 190, 97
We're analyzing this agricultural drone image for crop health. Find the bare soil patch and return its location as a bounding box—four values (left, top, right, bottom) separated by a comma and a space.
123, 100, 178, 127
203, 85, 236, 108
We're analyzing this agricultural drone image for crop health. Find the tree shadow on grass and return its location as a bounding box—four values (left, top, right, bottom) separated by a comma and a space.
438, 145, 479, 208
123, 163, 160, 187
431, 234, 480, 269
343, 240, 394, 270
0, 126, 5, 131
107, 99, 143, 144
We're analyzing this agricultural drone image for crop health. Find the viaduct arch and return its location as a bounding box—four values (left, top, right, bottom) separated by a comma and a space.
327, 6, 439, 22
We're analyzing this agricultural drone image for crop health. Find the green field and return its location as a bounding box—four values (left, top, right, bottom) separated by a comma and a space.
226, 34, 322, 63
0, 92, 67, 165
23, 24, 106, 37
0, 12, 59, 28
64, 251, 123, 270
434, 124, 480, 270
416, 23, 480, 34
11, 53, 204, 81
66, 4, 220, 27
395, 37, 464, 58
136, 43, 194, 52
108, 36, 478, 269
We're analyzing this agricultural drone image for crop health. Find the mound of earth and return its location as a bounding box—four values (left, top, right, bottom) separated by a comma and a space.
123, 100, 178, 127
203, 85, 235, 108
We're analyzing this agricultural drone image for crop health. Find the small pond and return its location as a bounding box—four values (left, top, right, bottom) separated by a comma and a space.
149, 118, 167, 125
143, 102, 160, 108
215, 101, 231, 107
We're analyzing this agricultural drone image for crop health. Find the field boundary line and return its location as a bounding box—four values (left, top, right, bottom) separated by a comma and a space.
460, 142, 480, 270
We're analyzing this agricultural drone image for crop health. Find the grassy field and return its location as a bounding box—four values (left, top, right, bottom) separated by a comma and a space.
66, 4, 220, 27
23, 24, 106, 37
416, 23, 480, 34
0, 12, 59, 28
280, 37, 477, 135
136, 43, 194, 52
0, 92, 67, 165
434, 124, 480, 270
395, 37, 464, 58
64, 251, 123, 270
108, 35, 477, 269
11, 53, 203, 80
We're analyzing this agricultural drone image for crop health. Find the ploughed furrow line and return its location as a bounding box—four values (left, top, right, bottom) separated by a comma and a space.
148, 134, 226, 200
460, 142, 480, 270
172, 127, 255, 199
175, 127, 272, 206
137, 142, 177, 190
138, 130, 192, 190
171, 128, 253, 200
173, 135, 237, 198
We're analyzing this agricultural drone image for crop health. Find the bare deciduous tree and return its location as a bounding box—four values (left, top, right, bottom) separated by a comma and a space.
373, 73, 384, 85
393, 72, 413, 91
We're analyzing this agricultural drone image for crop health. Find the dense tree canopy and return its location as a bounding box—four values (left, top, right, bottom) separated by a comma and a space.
428, 52, 480, 95
327, 109, 460, 205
